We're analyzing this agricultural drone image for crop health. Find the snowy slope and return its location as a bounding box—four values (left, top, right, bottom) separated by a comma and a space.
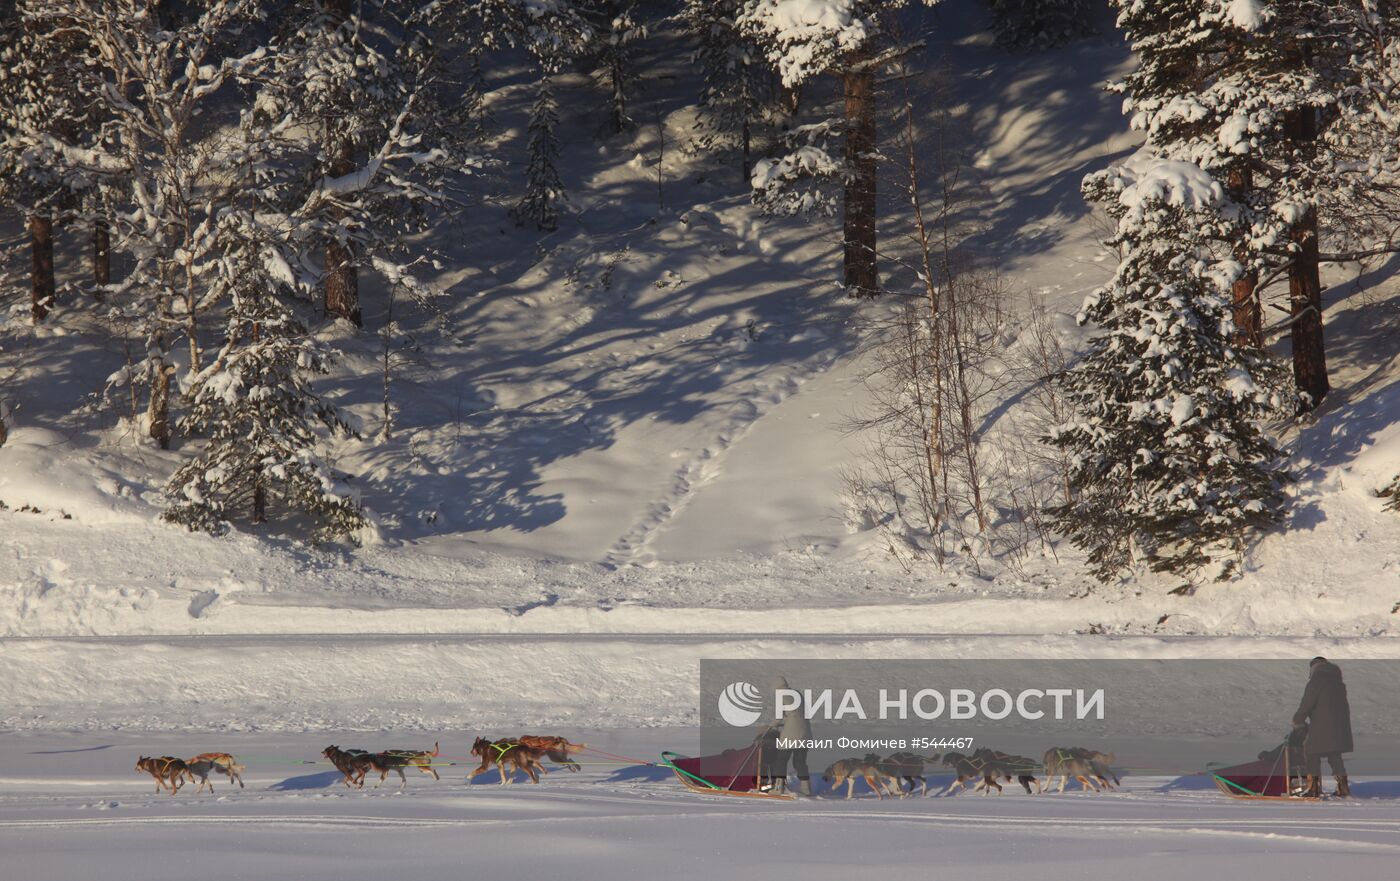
1, 3, 1399, 674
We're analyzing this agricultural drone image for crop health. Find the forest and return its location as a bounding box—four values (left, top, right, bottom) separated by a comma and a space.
4, 0, 1400, 587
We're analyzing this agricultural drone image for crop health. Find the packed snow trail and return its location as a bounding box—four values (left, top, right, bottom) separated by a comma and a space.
3, 732, 1400, 881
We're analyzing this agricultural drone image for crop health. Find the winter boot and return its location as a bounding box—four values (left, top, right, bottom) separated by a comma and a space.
1335, 776, 1351, 798
798, 777, 812, 797
774, 777, 787, 795
1301, 775, 1321, 798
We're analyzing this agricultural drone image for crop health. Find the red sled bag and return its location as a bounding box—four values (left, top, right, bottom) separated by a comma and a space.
663, 747, 795, 800
1209, 727, 1313, 800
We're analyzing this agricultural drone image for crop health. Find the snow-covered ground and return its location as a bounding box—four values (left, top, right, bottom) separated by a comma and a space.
4, 731, 1400, 881
3, 5, 1397, 637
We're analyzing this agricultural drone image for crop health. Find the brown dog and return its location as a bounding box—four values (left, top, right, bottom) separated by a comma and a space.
135, 756, 189, 795
974, 748, 1041, 795
877, 752, 937, 797
469, 737, 545, 785
1043, 747, 1117, 793
381, 742, 441, 782
941, 751, 1000, 795
366, 752, 413, 789
185, 753, 246, 794
517, 735, 586, 772
322, 746, 375, 789
822, 756, 903, 799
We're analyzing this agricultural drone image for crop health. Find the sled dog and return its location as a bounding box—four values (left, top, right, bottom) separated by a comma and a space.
974, 748, 1041, 795
184, 752, 246, 794
517, 735, 587, 772
1043, 747, 1117, 793
381, 742, 442, 781
322, 745, 375, 789
469, 737, 546, 785
877, 752, 937, 797
135, 756, 190, 795
941, 751, 1007, 795
366, 751, 414, 789
822, 756, 903, 800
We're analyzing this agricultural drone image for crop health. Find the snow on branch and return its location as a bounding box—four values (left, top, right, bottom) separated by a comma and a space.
739, 0, 940, 87
1219, 0, 1268, 32
750, 120, 845, 215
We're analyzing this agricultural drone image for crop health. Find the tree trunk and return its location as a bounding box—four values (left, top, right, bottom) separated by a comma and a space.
148, 358, 171, 449
1231, 273, 1261, 347
740, 115, 751, 187
148, 276, 173, 448
324, 230, 360, 326
253, 477, 267, 524
93, 217, 111, 297
609, 51, 627, 134
1284, 107, 1328, 408
1225, 168, 1261, 347
842, 54, 878, 299
780, 82, 801, 116
1288, 204, 1328, 408
322, 0, 361, 327
30, 213, 54, 323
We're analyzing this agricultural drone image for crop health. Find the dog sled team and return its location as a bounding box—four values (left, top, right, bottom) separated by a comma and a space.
133, 753, 247, 795
136, 735, 587, 795
815, 747, 1119, 800
463, 735, 585, 785
323, 734, 585, 790
756, 676, 1117, 799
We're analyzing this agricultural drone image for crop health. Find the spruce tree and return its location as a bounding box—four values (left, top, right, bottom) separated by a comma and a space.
512, 74, 567, 231
273, 0, 450, 329
1108, 0, 1346, 406
0, 10, 100, 322
580, 1, 646, 133
985, 0, 1096, 49
1048, 151, 1296, 580
739, 1, 941, 298
420, 0, 590, 231
165, 230, 365, 542
684, 0, 775, 183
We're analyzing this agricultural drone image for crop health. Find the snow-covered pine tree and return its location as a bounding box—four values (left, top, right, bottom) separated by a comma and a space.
460, 49, 492, 144
164, 226, 364, 542
579, 1, 647, 133
21, 0, 273, 448
317, 0, 364, 327
270, 0, 455, 329
1321, 3, 1400, 512
739, 0, 941, 298
1048, 150, 1296, 580
0, 10, 100, 322
421, 0, 591, 231
684, 0, 776, 182
985, 0, 1097, 49
1107, 0, 1350, 407
512, 74, 568, 231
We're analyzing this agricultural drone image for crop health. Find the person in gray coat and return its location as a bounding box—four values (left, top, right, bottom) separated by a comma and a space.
756, 676, 813, 796
1291, 657, 1353, 798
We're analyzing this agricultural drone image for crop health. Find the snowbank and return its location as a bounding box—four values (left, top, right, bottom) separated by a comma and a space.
0, 428, 160, 526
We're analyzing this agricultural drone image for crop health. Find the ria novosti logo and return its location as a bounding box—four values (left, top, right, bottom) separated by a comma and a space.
715, 681, 1107, 726
717, 681, 764, 727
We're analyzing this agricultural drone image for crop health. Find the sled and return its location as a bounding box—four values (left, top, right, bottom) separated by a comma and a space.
1209, 731, 1318, 801
662, 748, 796, 801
